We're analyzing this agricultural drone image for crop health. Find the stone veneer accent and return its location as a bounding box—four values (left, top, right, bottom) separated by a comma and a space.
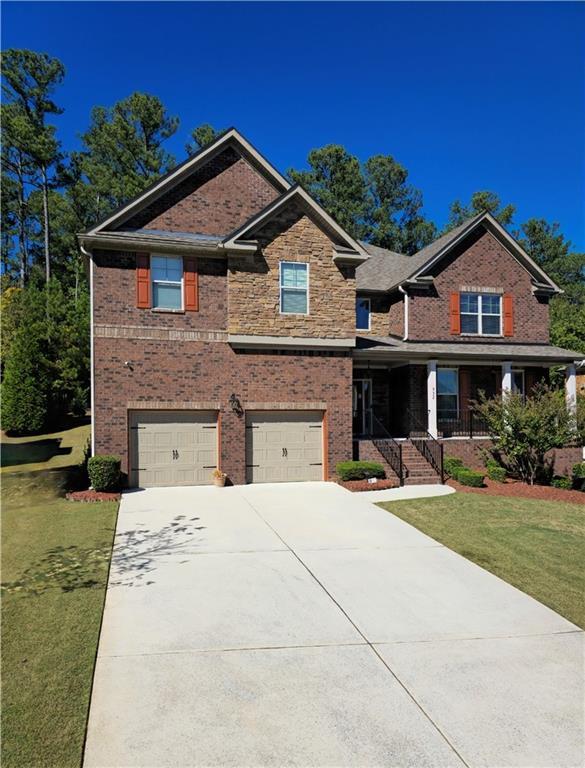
228, 205, 356, 339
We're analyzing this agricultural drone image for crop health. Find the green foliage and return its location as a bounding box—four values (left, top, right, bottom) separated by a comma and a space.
456, 469, 485, 487
336, 460, 386, 481
87, 455, 121, 491
487, 465, 507, 483
446, 190, 515, 231
551, 476, 572, 490
1, 321, 51, 434
289, 144, 436, 254
443, 456, 464, 477
572, 462, 585, 479
473, 385, 577, 485
186, 123, 223, 155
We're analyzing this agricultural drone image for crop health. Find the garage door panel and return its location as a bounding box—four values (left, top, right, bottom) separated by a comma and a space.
130, 411, 217, 488
246, 410, 323, 484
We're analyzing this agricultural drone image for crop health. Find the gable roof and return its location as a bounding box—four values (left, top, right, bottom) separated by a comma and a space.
356, 212, 562, 294
84, 128, 291, 236
223, 184, 370, 263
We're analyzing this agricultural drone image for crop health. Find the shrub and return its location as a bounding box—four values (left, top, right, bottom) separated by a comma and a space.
571, 462, 585, 492
473, 384, 577, 485
456, 469, 485, 487
336, 461, 385, 481
87, 455, 121, 491
443, 456, 464, 477
551, 475, 572, 490
487, 465, 507, 483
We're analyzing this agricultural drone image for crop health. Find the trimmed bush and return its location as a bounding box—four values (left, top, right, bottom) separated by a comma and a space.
456, 469, 485, 487
87, 455, 121, 491
336, 461, 385, 481
443, 456, 464, 477
551, 475, 572, 490
572, 463, 585, 492
487, 465, 507, 483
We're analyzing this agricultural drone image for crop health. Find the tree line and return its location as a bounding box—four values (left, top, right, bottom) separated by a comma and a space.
1, 48, 583, 434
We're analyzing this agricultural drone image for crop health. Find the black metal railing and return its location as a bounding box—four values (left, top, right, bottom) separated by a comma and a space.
406, 408, 444, 483
371, 412, 406, 486
407, 407, 490, 439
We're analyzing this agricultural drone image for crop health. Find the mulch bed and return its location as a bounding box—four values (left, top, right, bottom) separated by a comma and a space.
66, 489, 121, 503
338, 479, 399, 493
447, 477, 584, 504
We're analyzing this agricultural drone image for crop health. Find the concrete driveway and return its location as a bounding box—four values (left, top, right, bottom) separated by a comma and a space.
84, 482, 584, 768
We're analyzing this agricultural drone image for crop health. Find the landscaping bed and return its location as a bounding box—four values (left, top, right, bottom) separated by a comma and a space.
338, 478, 399, 492
447, 476, 584, 504
66, 489, 121, 502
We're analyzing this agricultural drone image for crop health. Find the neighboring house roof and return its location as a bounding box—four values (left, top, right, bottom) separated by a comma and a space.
82, 128, 291, 237
223, 185, 370, 264
356, 212, 562, 294
354, 335, 583, 363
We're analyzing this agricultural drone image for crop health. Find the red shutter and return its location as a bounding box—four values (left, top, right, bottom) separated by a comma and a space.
450, 292, 460, 334
184, 257, 198, 311
503, 294, 514, 337
136, 252, 150, 308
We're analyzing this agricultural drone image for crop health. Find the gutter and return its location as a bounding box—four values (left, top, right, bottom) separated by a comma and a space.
79, 243, 95, 456
398, 284, 409, 340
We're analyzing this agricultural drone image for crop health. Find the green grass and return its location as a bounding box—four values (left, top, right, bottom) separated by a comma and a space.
1, 419, 90, 473
1, 428, 118, 768
378, 493, 585, 629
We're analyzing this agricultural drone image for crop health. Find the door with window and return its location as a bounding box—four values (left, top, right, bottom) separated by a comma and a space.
353, 379, 372, 436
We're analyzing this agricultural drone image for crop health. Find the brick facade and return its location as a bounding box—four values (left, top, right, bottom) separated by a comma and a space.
124, 147, 280, 236
361, 294, 404, 338
407, 228, 550, 342
228, 205, 356, 338
93, 338, 352, 485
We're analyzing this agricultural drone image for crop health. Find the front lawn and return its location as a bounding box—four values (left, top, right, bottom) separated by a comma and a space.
378, 493, 585, 629
1, 454, 118, 767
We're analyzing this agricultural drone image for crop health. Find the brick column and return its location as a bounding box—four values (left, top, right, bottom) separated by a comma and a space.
427, 360, 438, 438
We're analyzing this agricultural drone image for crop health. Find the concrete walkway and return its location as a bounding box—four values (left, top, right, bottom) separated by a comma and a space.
84, 482, 584, 768
357, 482, 455, 502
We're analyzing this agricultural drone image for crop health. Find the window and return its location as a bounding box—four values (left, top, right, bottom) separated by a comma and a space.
512, 369, 525, 395
460, 292, 501, 335
151, 255, 183, 310
356, 298, 371, 330
280, 262, 308, 314
437, 368, 459, 419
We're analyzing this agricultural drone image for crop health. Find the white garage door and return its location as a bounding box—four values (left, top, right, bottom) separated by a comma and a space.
129, 410, 218, 487
245, 410, 323, 483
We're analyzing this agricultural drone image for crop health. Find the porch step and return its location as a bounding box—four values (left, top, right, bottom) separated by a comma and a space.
402, 439, 441, 484
404, 475, 442, 486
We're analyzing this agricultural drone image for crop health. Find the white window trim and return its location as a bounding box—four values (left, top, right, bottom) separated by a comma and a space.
279, 261, 309, 315
356, 297, 371, 331
460, 292, 502, 337
152, 254, 184, 311
437, 366, 459, 418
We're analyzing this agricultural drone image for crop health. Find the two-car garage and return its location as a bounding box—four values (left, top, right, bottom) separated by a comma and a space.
129, 409, 325, 488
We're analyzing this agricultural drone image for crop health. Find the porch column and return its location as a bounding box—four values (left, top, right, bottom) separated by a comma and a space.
501, 361, 513, 396
565, 363, 577, 418
427, 359, 438, 438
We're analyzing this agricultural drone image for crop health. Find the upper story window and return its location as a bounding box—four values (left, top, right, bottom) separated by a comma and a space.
152, 255, 183, 310
460, 292, 501, 336
280, 262, 308, 314
356, 298, 371, 330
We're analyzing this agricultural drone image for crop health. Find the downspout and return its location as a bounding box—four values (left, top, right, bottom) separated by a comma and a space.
80, 243, 95, 456
398, 285, 409, 340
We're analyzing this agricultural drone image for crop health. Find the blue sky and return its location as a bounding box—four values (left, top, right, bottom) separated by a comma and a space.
3, 1, 584, 248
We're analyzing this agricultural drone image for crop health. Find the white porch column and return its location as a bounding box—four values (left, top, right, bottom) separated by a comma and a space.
427, 359, 438, 438
565, 364, 577, 417
501, 361, 513, 396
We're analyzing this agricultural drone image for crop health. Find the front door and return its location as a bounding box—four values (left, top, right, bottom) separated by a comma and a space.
353, 379, 372, 436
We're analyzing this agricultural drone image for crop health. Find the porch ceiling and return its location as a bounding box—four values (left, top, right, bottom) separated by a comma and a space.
354, 336, 583, 365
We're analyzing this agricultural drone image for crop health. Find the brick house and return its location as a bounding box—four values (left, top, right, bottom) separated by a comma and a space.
79, 129, 582, 487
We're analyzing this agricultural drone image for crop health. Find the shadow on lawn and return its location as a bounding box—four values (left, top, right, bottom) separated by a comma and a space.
1, 515, 206, 596
0, 438, 72, 468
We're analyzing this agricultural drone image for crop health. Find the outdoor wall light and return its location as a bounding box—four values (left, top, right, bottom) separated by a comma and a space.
229, 393, 243, 415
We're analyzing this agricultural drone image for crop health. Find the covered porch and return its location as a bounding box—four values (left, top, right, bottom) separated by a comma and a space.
353, 338, 580, 440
